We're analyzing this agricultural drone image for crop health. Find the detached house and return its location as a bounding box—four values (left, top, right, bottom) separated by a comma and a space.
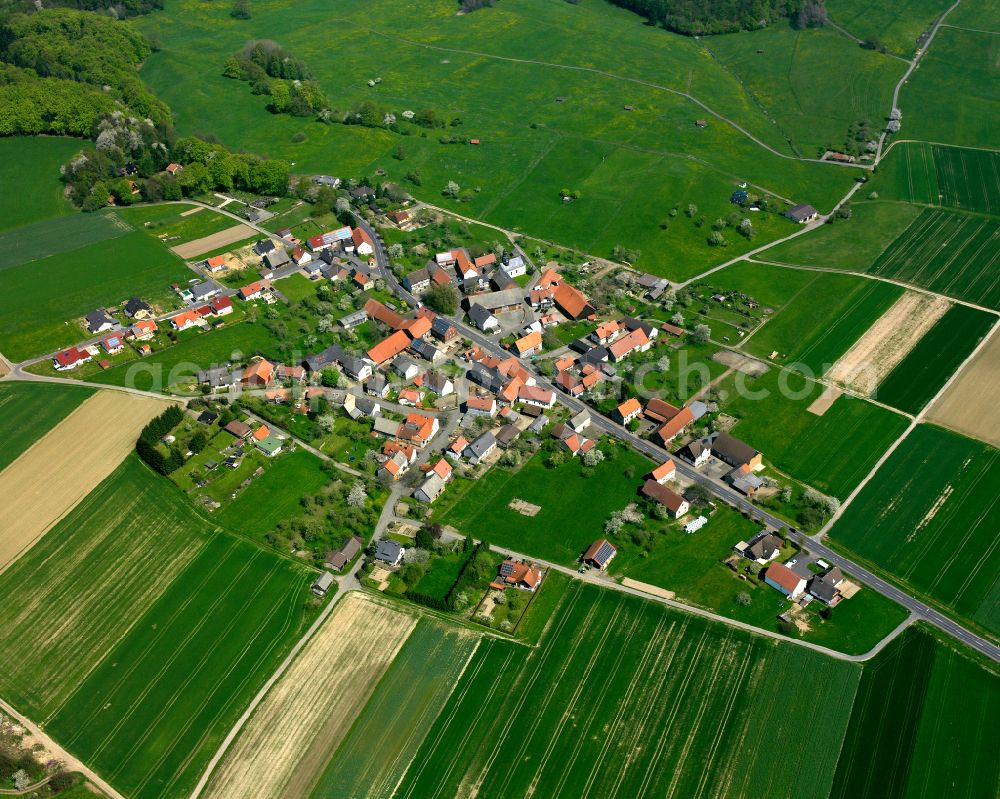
492, 559, 543, 592
85, 309, 117, 334
765, 562, 807, 599
52, 346, 92, 371
641, 479, 689, 518
615, 397, 642, 425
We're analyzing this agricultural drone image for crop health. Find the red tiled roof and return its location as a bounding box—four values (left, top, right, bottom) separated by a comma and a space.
367, 330, 411, 364
766, 562, 804, 594
513, 330, 542, 355
365, 298, 405, 330
553, 282, 592, 319
401, 315, 432, 339
474, 253, 496, 268
655, 406, 694, 442
651, 460, 675, 481
210, 296, 233, 313
608, 328, 648, 359
537, 268, 562, 288
616, 397, 641, 418
352, 227, 373, 249
641, 479, 686, 512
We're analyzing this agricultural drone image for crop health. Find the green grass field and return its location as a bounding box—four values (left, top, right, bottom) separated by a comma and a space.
216, 448, 331, 536
932, 145, 1000, 214
132, 0, 853, 279
829, 424, 1000, 636
698, 259, 821, 309
743, 271, 903, 373
0, 455, 317, 799
0, 382, 93, 471
0, 137, 80, 232
761, 201, 924, 271
868, 208, 1000, 309
92, 322, 281, 392
435, 444, 653, 565
875, 304, 996, 412
707, 24, 903, 156
0, 230, 190, 361
0, 211, 134, 271
898, 27, 999, 148
826, 0, 951, 57
396, 582, 860, 799
833, 627, 1000, 798
117, 203, 242, 245
722, 369, 910, 498
310, 618, 479, 799
878, 140, 941, 204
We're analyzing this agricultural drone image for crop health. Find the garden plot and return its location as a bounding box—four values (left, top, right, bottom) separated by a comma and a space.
0, 390, 172, 572
203, 593, 417, 799
828, 291, 950, 394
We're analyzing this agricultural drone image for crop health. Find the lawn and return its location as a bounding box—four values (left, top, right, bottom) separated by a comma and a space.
92, 322, 282, 392
742, 271, 903, 373
0, 136, 80, 232
396, 581, 860, 799
828, 424, 1000, 637
898, 27, 999, 149
0, 382, 93, 471
0, 231, 190, 361
697, 259, 821, 309
434, 443, 653, 565
833, 627, 1000, 799
826, 0, 952, 57
132, 0, 852, 280
721, 369, 910, 498
216, 448, 331, 536
869, 208, 1000, 309
875, 303, 996, 413
310, 618, 479, 799
0, 211, 133, 271
761, 201, 924, 272
413, 549, 473, 600
117, 203, 242, 245
707, 23, 903, 157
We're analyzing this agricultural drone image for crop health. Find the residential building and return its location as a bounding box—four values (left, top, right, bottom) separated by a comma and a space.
368, 330, 412, 365
325, 536, 363, 571
512, 330, 543, 357
517, 385, 555, 408
492, 559, 542, 592
376, 540, 405, 567
124, 297, 153, 319
615, 397, 642, 424
469, 304, 500, 332
129, 320, 158, 341
465, 395, 498, 417
169, 310, 201, 331
425, 372, 454, 396
765, 562, 807, 598
785, 203, 819, 224
650, 460, 675, 483
808, 566, 845, 605
85, 309, 117, 334
676, 439, 711, 467
414, 473, 446, 503
243, 358, 274, 387
465, 431, 497, 464
52, 347, 92, 371
431, 317, 458, 343
392, 356, 420, 381
641, 479, 689, 518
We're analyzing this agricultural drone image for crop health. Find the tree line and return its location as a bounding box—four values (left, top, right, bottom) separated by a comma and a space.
135, 405, 186, 475
604, 0, 823, 35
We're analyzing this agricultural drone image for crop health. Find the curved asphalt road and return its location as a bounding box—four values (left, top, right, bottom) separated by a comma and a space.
356, 214, 1000, 665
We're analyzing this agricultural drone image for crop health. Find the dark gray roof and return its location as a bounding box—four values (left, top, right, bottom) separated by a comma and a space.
190, 281, 220, 301
491, 270, 516, 290
392, 356, 419, 374
425, 372, 451, 392
786, 203, 818, 222
467, 363, 505, 394
85, 309, 115, 330
254, 239, 276, 256
808, 578, 839, 603
410, 339, 439, 361
579, 346, 609, 366
304, 344, 345, 372
746, 533, 782, 561
376, 539, 403, 562
621, 316, 657, 337
466, 431, 497, 459
431, 317, 455, 337
355, 396, 380, 416
124, 297, 152, 316
341, 356, 369, 378
197, 366, 240, 388
712, 432, 759, 466
468, 304, 496, 328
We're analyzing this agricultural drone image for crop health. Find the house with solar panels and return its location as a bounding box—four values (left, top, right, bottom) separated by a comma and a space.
581, 539, 617, 571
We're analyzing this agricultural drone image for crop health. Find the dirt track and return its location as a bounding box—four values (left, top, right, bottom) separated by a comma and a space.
828, 291, 949, 394
0, 390, 171, 573
926, 327, 1000, 448
203, 593, 416, 799
171, 223, 257, 259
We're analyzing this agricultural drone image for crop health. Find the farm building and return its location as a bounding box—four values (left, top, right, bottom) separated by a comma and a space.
582, 539, 617, 570
711, 433, 761, 470
641, 479, 689, 518
785, 204, 819, 224
311, 572, 335, 597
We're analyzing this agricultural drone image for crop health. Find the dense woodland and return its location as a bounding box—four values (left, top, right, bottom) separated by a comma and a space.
605, 0, 824, 34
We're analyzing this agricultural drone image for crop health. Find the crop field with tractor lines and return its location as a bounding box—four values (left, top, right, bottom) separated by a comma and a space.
829, 424, 1000, 637
0, 382, 93, 471
396, 582, 859, 799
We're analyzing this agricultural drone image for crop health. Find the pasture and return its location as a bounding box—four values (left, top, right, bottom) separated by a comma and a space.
396, 581, 860, 799
720, 369, 909, 498
869, 208, 1000, 309
826, 0, 952, 57
0, 211, 133, 271
828, 424, 1000, 636
0, 231, 190, 361
743, 271, 903, 373
434, 444, 653, 565
898, 27, 999, 148
0, 137, 79, 232
310, 616, 481, 799
760, 201, 923, 271
0, 382, 93, 471
707, 23, 902, 156
833, 627, 1000, 798
132, 0, 853, 279
215, 449, 331, 536
874, 303, 996, 413
118, 204, 243, 247
47, 526, 314, 799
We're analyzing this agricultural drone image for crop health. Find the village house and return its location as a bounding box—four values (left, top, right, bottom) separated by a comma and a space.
85, 309, 117, 335
169, 310, 201, 331
376, 539, 405, 567
431, 317, 458, 343
446, 436, 469, 461
368, 330, 412, 365
582, 539, 617, 570
765, 562, 807, 598
711, 432, 762, 470
239, 280, 271, 301
415, 473, 447, 503
52, 346, 92, 371
641, 479, 689, 518
608, 328, 651, 362
210, 296, 233, 316
425, 372, 454, 396
676, 439, 711, 467
650, 460, 675, 484
512, 330, 543, 357
365, 373, 389, 397
517, 384, 555, 409
808, 566, 845, 605
391, 356, 420, 381
465, 431, 497, 464
124, 297, 154, 320
199, 366, 240, 393
325, 536, 363, 571
468, 303, 500, 332
378, 451, 411, 481
101, 334, 125, 354
491, 558, 543, 592
410, 338, 443, 364
205, 255, 226, 273
570, 409, 591, 432
465, 394, 498, 417
224, 420, 252, 439
129, 319, 158, 341
243, 358, 275, 387
190, 281, 221, 303
651, 404, 695, 446
615, 397, 642, 425
735, 531, 784, 564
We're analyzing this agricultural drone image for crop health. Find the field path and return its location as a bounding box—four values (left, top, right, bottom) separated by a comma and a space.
0, 695, 124, 799
0, 390, 172, 573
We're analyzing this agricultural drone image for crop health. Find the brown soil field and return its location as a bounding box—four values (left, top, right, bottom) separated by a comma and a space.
926, 326, 1000, 448
171, 223, 258, 259
203, 593, 417, 799
0, 390, 171, 573
712, 350, 769, 377
828, 291, 949, 394
807, 385, 842, 416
